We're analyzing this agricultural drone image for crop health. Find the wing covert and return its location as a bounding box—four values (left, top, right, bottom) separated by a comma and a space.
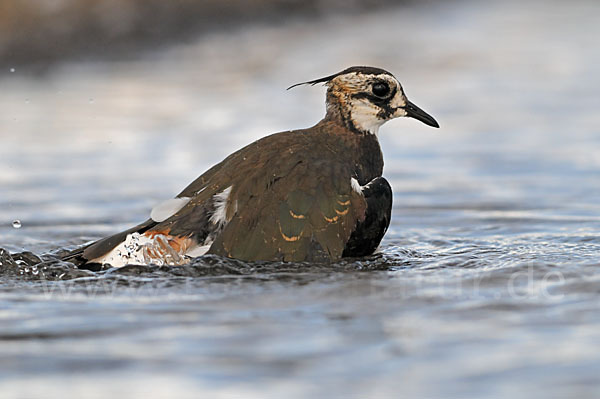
209, 160, 367, 262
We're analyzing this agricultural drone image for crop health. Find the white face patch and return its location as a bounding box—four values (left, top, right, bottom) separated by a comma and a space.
333, 72, 407, 135
210, 186, 232, 225
150, 197, 191, 222
350, 177, 362, 194
390, 90, 408, 118
349, 104, 385, 135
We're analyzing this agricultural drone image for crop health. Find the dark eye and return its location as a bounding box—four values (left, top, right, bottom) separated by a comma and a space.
372, 82, 390, 97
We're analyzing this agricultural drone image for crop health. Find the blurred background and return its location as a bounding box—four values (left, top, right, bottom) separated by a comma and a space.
1, 0, 600, 398
0, 0, 407, 69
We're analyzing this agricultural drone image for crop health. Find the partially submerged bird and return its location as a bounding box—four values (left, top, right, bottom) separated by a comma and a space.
64, 66, 439, 267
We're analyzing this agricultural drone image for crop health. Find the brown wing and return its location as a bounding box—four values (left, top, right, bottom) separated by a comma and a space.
174, 131, 307, 198
144, 131, 315, 243
208, 159, 367, 262
64, 128, 367, 265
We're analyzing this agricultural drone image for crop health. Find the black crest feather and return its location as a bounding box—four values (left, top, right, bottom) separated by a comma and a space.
287, 66, 394, 90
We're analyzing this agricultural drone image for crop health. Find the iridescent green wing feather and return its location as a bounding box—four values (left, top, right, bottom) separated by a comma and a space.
209, 159, 366, 262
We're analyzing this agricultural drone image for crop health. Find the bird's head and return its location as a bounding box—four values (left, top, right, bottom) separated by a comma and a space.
288, 66, 439, 135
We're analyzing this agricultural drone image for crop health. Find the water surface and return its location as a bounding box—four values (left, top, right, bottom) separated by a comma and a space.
1, 0, 600, 397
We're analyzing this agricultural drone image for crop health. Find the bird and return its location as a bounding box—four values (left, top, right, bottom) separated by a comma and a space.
63, 66, 439, 267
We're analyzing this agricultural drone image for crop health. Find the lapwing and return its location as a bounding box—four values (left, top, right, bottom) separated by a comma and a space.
64, 66, 439, 267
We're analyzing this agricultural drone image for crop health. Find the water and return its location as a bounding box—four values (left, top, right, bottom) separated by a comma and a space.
1, 0, 600, 397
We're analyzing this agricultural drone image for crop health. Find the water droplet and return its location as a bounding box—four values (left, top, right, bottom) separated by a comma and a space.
12, 220, 21, 229
89, 98, 94, 104
9, 68, 15, 73
25, 99, 30, 104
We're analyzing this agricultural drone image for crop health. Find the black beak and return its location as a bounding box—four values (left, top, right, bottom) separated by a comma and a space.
404, 100, 439, 128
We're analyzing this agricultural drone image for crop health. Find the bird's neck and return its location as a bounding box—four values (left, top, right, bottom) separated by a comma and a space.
324, 91, 364, 135
353, 132, 385, 184
314, 114, 385, 185
323, 91, 385, 136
